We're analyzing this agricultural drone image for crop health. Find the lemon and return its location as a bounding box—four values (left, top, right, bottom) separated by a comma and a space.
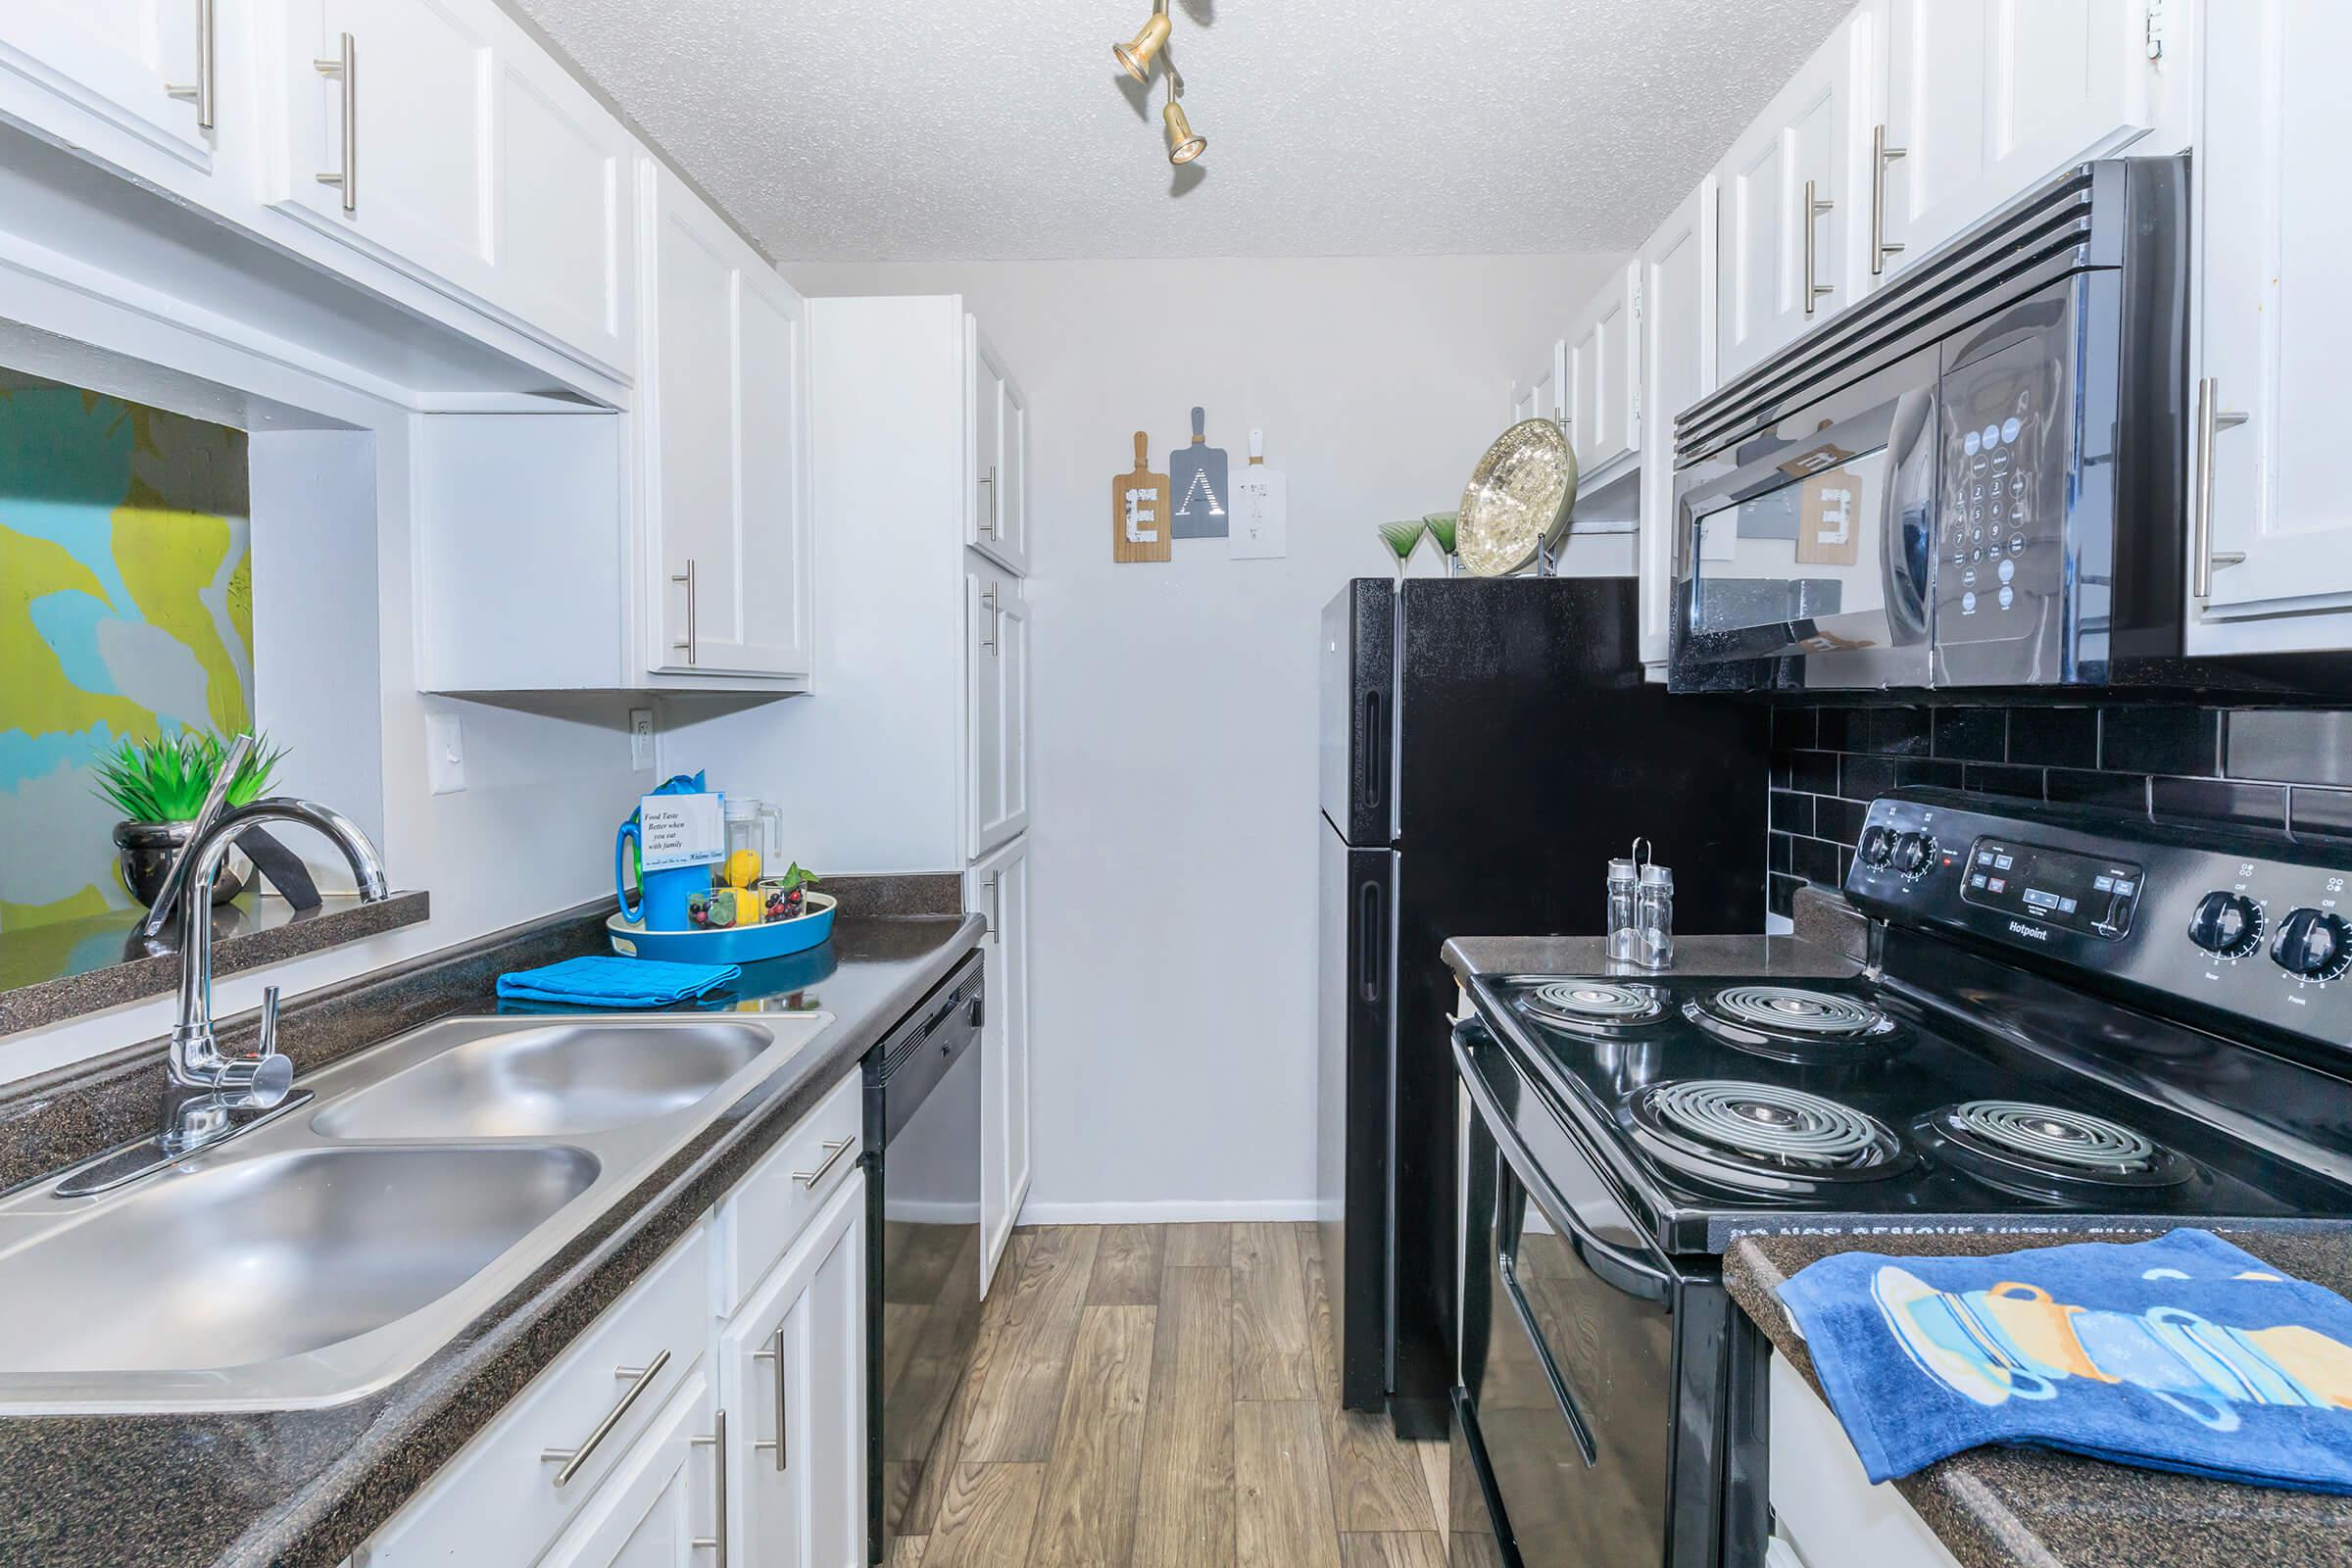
721, 849, 762, 889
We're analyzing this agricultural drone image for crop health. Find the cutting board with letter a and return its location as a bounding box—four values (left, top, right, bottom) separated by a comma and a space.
1112, 431, 1171, 563
1170, 405, 1229, 539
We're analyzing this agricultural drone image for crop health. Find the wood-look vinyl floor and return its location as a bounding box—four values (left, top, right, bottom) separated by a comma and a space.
892, 1223, 1446, 1568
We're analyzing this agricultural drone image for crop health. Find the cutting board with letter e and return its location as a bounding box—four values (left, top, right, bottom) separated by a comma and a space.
1113, 431, 1171, 563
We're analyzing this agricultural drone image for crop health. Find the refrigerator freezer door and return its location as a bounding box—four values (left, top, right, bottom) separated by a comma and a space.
1321, 579, 1396, 847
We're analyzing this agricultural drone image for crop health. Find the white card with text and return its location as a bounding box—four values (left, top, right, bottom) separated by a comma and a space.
638, 793, 724, 869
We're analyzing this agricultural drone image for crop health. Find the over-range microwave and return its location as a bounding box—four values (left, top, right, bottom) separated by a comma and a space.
1668, 157, 2189, 693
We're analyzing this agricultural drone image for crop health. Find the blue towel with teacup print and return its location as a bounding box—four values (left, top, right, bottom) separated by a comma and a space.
1777, 1229, 2352, 1492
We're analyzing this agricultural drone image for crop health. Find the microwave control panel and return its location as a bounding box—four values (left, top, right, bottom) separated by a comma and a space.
1933, 337, 2067, 662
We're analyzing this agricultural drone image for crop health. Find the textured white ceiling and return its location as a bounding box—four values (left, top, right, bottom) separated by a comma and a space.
505, 0, 1855, 262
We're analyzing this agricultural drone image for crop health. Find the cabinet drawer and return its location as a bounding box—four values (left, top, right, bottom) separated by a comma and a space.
714, 1069, 863, 1312
358, 1224, 711, 1566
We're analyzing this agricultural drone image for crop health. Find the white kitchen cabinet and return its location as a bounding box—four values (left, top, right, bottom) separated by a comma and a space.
969, 832, 1031, 1297
536, 1369, 719, 1568
1716, 11, 1869, 382
1871, 0, 2152, 285
1768, 1352, 1962, 1568
1519, 340, 1566, 433
267, 0, 636, 377
2184, 0, 2352, 651
720, 1171, 867, 1568
1569, 263, 1642, 486
966, 564, 1030, 860
1636, 176, 1716, 669
967, 319, 1030, 575
0, 0, 214, 170
641, 159, 812, 680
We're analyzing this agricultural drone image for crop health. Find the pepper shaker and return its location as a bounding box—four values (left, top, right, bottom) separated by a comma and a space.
1606, 854, 1642, 962
1636, 861, 1675, 969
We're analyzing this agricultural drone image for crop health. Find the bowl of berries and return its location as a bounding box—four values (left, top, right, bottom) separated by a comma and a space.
607, 865, 835, 963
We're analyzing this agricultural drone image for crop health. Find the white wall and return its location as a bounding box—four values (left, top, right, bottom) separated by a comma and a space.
783, 255, 1627, 1219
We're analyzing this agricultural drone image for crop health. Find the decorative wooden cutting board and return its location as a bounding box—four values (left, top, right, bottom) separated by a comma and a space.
1170, 405, 1229, 539
1112, 431, 1171, 563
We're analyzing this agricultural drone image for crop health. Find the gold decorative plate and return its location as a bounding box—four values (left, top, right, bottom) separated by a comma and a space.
1456, 418, 1580, 577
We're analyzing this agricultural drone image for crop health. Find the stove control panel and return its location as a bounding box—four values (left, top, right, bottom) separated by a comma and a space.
1846, 789, 2348, 1049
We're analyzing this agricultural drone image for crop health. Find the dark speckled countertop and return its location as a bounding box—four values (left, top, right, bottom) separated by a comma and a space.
0, 908, 982, 1568
1728, 1230, 2352, 1568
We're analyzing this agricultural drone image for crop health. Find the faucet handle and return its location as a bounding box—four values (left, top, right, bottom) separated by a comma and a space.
218, 986, 293, 1110
258, 985, 280, 1059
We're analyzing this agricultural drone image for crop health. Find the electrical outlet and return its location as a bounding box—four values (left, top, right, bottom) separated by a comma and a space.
426, 711, 466, 795
629, 708, 656, 770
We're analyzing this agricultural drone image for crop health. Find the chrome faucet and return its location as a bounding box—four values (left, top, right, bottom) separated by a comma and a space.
160, 795, 390, 1156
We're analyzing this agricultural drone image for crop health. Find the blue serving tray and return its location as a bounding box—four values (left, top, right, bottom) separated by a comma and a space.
607, 891, 836, 963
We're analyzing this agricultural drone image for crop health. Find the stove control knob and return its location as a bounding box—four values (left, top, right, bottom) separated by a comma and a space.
1894, 831, 1936, 878
2186, 891, 2264, 959
2272, 907, 2352, 981
1859, 826, 1897, 867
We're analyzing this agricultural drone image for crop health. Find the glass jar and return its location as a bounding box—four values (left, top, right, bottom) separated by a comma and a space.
1636, 862, 1675, 970
1606, 857, 1641, 962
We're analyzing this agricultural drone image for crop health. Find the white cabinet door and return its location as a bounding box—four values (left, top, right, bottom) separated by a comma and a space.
537, 1370, 719, 1568
1874, 0, 2149, 283
488, 44, 635, 374
721, 1172, 867, 1568
1569, 264, 1642, 483
643, 163, 811, 680
966, 319, 1030, 575
970, 832, 1031, 1298
1523, 340, 1566, 434
1716, 13, 1867, 382
0, 0, 213, 168
965, 566, 1028, 858
1637, 177, 1717, 668
2187, 0, 2352, 644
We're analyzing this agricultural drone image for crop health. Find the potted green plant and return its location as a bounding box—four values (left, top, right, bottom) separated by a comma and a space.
91, 732, 285, 907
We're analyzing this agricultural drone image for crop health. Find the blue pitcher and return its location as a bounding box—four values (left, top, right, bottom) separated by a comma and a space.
615, 773, 712, 933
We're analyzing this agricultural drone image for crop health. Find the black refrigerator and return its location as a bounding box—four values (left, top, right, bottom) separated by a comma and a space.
1317, 575, 1768, 1438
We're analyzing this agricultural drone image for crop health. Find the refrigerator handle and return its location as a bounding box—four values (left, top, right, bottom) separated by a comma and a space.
1356, 879, 1384, 1004
1358, 691, 1386, 817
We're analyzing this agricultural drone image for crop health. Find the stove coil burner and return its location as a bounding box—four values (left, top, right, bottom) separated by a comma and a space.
1522, 980, 1664, 1032
1684, 985, 1897, 1060
1632, 1080, 1909, 1185
1930, 1100, 2189, 1189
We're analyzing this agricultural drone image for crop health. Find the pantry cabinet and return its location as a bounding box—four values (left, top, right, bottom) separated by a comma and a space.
2185, 0, 2352, 652
969, 833, 1032, 1296
1568, 262, 1642, 486
967, 320, 1031, 575
1635, 177, 1716, 669
0, 0, 215, 170
641, 160, 812, 681
966, 564, 1031, 860
1872, 0, 2153, 284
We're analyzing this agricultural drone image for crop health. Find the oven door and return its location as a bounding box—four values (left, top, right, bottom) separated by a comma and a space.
1450, 1018, 1684, 1568
1669, 345, 1941, 693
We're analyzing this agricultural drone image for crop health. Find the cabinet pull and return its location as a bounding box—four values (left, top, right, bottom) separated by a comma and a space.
1802, 177, 1835, 316
991, 582, 1004, 658
671, 559, 699, 665
978, 465, 998, 539
2192, 376, 2250, 600
752, 1329, 788, 1471
165, 0, 216, 129
314, 33, 357, 214
980, 584, 997, 655
691, 1407, 727, 1568
792, 1137, 856, 1190
541, 1348, 671, 1487
1870, 123, 1906, 276
983, 871, 1001, 937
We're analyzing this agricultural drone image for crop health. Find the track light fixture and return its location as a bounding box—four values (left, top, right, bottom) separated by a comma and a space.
1111, 0, 1208, 167
1163, 75, 1205, 165
1113, 0, 1171, 82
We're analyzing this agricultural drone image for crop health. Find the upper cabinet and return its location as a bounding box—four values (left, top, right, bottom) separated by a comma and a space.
1568, 263, 1642, 487
641, 161, 812, 682
1872, 0, 2155, 284
266, 0, 637, 378
0, 0, 215, 170
1715, 12, 1868, 382
1511, 340, 1566, 433
2186, 0, 2352, 651
1636, 178, 1716, 669
967, 319, 1031, 575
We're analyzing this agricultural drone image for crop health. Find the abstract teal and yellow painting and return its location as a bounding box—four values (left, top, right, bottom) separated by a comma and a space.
0, 373, 252, 934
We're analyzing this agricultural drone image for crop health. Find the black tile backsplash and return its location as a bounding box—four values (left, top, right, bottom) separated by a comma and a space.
1766, 702, 2352, 906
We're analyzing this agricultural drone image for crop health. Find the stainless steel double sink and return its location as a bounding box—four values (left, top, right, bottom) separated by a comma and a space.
0, 1010, 833, 1413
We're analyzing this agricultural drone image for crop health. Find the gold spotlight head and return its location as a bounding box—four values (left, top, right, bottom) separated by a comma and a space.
1114, 11, 1171, 82
1162, 98, 1205, 165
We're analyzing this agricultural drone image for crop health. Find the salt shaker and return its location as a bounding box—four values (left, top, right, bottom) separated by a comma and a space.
1636, 861, 1675, 969
1606, 855, 1642, 962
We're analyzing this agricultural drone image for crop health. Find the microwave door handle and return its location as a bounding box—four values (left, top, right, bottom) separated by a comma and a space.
1882, 385, 1938, 645
1451, 1019, 1675, 1304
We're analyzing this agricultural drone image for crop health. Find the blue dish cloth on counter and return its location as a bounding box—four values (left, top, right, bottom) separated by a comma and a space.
496, 955, 741, 1008
1778, 1228, 2352, 1493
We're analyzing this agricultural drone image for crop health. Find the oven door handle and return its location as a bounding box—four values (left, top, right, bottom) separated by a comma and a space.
1451, 1018, 1675, 1304
1497, 1248, 1599, 1468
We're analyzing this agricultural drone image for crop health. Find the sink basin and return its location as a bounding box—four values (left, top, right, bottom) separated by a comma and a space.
0, 1145, 597, 1377
313, 1019, 776, 1140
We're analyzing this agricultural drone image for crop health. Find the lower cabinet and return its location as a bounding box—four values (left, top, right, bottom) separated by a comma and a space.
970, 833, 1032, 1297
538, 1366, 719, 1568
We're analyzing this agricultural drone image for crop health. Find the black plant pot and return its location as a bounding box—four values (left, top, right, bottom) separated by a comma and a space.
113, 820, 248, 909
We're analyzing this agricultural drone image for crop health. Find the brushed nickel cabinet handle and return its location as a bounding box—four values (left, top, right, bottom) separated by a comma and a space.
1802, 177, 1835, 316
983, 871, 1000, 937
980, 584, 997, 655
792, 1136, 856, 1190
691, 1407, 727, 1567
751, 1328, 788, 1471
314, 33, 356, 213
671, 560, 698, 664
2192, 376, 2250, 600
1871, 123, 1906, 276
541, 1348, 671, 1487
978, 466, 997, 539
166, 0, 216, 128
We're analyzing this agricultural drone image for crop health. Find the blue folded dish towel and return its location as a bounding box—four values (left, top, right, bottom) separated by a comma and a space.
496, 956, 741, 1009
1779, 1228, 2352, 1493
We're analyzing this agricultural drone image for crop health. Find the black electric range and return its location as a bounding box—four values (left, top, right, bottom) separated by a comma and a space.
1447, 790, 2352, 1568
